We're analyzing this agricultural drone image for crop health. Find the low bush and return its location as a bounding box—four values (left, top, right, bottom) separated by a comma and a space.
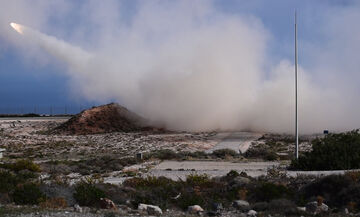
44, 155, 138, 175
144, 149, 180, 160
177, 192, 206, 210
0, 159, 41, 172
0, 170, 38, 194
40, 183, 75, 206
124, 176, 175, 189
299, 174, 359, 208
144, 150, 229, 161
226, 170, 240, 178
188, 151, 208, 159
244, 147, 278, 161
0, 171, 17, 193
124, 174, 229, 210
290, 130, 360, 170
39, 197, 67, 209
73, 178, 106, 207
346, 171, 360, 182
212, 149, 237, 158
267, 199, 299, 215
185, 174, 211, 186
124, 176, 181, 209
250, 182, 292, 202
12, 183, 46, 205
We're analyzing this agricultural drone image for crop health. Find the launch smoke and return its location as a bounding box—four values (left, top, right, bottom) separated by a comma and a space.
4, 1, 360, 133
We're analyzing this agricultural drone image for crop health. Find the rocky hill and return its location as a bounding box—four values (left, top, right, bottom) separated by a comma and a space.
55, 103, 153, 135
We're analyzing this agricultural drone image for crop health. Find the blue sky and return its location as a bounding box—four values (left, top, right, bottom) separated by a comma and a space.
0, 0, 358, 119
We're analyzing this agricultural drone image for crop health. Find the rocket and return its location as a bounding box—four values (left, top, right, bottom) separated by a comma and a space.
10, 23, 24, 34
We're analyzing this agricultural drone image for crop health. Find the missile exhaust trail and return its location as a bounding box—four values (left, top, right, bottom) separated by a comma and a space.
9, 22, 92, 71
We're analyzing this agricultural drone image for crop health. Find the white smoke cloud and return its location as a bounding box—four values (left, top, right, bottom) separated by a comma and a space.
1, 0, 360, 133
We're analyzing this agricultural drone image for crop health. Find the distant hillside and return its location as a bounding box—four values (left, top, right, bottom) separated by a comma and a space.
54, 103, 157, 135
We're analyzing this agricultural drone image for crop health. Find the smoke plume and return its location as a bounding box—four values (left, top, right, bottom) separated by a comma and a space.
2, 0, 360, 133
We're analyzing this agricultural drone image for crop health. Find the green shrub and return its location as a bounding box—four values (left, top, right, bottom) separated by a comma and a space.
185, 174, 211, 186
73, 178, 106, 207
144, 149, 179, 160
226, 170, 240, 178
1, 159, 41, 172
12, 183, 45, 205
123, 174, 228, 210
337, 184, 360, 211
300, 174, 353, 207
250, 182, 291, 202
244, 147, 278, 161
188, 151, 208, 159
212, 149, 237, 158
0, 171, 17, 193
177, 192, 206, 210
268, 199, 299, 215
264, 151, 279, 161
131, 184, 180, 209
0, 170, 38, 194
290, 130, 360, 170
124, 176, 175, 189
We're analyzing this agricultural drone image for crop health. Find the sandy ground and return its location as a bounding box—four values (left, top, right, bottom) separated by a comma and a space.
0, 117, 222, 160
2, 117, 340, 184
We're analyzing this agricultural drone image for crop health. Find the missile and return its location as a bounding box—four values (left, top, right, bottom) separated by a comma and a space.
10, 22, 24, 34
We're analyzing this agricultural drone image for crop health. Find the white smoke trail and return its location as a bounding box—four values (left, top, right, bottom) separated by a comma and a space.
10, 22, 92, 73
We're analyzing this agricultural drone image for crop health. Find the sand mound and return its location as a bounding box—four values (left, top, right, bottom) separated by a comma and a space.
55, 103, 153, 135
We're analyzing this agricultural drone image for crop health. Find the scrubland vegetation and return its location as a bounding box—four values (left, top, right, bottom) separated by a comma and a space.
1, 159, 360, 216
291, 130, 360, 170
2, 115, 360, 216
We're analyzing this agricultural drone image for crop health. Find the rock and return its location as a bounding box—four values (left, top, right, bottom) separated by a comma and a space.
138, 203, 163, 216
251, 202, 268, 211
212, 202, 223, 211
147, 205, 163, 216
74, 204, 82, 213
344, 208, 349, 214
231, 176, 251, 187
305, 202, 317, 213
247, 209, 257, 216
317, 203, 329, 213
233, 200, 250, 211
100, 198, 117, 210
305, 201, 328, 214
188, 205, 204, 214
297, 207, 306, 212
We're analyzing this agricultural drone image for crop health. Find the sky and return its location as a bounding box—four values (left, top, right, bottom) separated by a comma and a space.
0, 0, 359, 133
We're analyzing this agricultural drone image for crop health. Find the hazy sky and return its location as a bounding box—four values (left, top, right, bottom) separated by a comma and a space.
0, 0, 359, 132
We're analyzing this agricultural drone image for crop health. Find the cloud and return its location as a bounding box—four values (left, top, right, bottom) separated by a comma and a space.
1, 0, 359, 133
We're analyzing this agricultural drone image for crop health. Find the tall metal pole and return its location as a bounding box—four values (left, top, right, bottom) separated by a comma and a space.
295, 11, 299, 159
